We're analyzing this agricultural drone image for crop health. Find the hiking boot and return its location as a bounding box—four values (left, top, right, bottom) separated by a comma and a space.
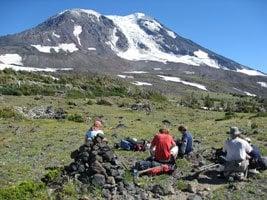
236, 172, 246, 181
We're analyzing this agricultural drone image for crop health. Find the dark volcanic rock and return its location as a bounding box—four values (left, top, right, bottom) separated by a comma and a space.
92, 174, 106, 187
151, 182, 175, 196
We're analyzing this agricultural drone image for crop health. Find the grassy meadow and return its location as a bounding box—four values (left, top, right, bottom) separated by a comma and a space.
0, 70, 267, 199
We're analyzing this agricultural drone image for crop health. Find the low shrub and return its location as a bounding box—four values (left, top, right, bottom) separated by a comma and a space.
86, 99, 94, 105
41, 168, 62, 184
96, 98, 113, 106
176, 180, 188, 191
67, 114, 84, 123
251, 122, 258, 129
0, 181, 47, 200
0, 107, 22, 119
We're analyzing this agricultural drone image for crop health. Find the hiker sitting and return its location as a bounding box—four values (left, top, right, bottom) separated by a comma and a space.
222, 127, 252, 180
150, 128, 178, 164
84, 119, 105, 143
176, 125, 193, 157
245, 137, 261, 174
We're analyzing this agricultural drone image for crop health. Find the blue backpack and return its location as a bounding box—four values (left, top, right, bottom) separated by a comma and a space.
120, 139, 134, 150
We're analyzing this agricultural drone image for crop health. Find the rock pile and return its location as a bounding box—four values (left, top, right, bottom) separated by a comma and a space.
16, 106, 66, 119
65, 135, 128, 198
64, 135, 168, 199
130, 102, 152, 113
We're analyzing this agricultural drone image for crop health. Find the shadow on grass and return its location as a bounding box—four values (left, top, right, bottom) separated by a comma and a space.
183, 170, 226, 185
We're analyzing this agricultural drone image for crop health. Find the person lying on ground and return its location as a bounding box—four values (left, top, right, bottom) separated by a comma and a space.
150, 128, 178, 164
84, 119, 105, 143
114, 137, 150, 151
222, 127, 252, 180
176, 125, 193, 157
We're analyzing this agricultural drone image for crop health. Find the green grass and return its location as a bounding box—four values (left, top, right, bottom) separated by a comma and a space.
0, 94, 266, 199
0, 181, 47, 200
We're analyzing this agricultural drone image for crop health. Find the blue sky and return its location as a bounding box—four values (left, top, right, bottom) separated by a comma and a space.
1, 0, 266, 72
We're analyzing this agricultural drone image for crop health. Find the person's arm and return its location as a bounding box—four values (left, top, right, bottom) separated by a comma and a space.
84, 128, 92, 143
150, 135, 157, 150
245, 141, 253, 159
180, 136, 188, 155
85, 130, 89, 143
222, 141, 227, 153
170, 136, 176, 149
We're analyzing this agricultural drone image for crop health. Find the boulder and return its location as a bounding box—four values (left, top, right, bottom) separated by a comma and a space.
91, 174, 106, 187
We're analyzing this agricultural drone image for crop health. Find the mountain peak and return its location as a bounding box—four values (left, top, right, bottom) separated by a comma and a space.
129, 12, 147, 19
58, 8, 101, 19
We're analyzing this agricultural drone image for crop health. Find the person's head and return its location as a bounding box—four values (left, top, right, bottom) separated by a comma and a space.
159, 128, 169, 134
178, 125, 187, 133
93, 120, 102, 129
229, 127, 241, 139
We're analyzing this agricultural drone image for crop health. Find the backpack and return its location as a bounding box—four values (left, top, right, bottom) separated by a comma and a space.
119, 138, 148, 151
120, 139, 134, 150
259, 156, 267, 170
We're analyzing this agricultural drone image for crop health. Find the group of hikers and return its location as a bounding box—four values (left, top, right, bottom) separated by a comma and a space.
84, 119, 266, 181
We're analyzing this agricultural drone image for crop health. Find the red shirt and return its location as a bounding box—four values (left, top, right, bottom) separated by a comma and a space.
151, 133, 176, 161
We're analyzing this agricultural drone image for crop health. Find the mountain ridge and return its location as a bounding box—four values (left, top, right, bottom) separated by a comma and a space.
0, 8, 267, 96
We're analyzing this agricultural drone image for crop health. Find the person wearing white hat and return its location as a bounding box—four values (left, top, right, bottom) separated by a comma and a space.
222, 127, 253, 180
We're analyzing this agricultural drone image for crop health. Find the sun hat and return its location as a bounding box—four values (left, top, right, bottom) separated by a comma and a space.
229, 127, 241, 136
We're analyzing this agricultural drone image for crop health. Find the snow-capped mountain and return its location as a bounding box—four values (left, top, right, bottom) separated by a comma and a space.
0, 8, 266, 96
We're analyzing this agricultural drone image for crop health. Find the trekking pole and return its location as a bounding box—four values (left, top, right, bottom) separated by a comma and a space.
182, 163, 220, 180
198, 163, 220, 171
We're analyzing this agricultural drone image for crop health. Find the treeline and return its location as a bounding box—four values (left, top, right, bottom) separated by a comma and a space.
0, 69, 166, 102
180, 92, 266, 113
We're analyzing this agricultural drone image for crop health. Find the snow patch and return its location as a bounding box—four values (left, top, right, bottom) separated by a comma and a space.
73, 25, 82, 46
166, 30, 176, 38
132, 81, 152, 86
236, 68, 266, 76
233, 88, 257, 96
0, 54, 23, 65
142, 20, 162, 32
52, 32, 60, 38
0, 64, 72, 72
153, 68, 161, 71
124, 71, 147, 74
194, 50, 209, 59
257, 82, 267, 88
158, 75, 207, 91
193, 50, 220, 68
31, 43, 78, 53
244, 91, 257, 97
60, 9, 101, 20
106, 28, 120, 51
88, 47, 96, 51
106, 15, 222, 68
117, 75, 134, 79
184, 71, 195, 75
42, 74, 59, 80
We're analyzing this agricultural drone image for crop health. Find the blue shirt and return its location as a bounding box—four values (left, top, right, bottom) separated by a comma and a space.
85, 128, 104, 141
180, 131, 193, 154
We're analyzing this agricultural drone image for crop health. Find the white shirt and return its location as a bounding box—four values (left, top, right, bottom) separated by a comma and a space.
223, 137, 252, 161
